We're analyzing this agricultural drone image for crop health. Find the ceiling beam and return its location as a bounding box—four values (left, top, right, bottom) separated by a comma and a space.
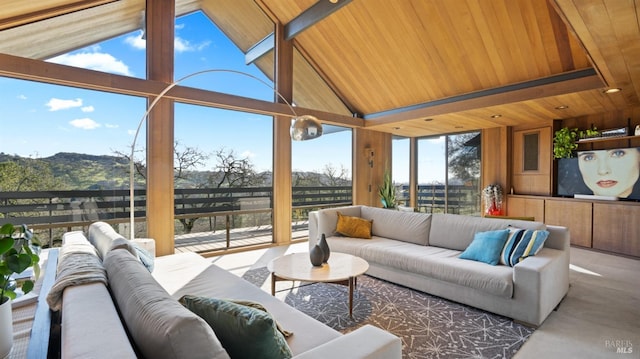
0, 53, 362, 128
364, 68, 604, 127
0, 0, 118, 31
245, 0, 352, 64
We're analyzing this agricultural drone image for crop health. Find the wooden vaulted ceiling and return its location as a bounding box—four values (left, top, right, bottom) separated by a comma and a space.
1, 0, 639, 138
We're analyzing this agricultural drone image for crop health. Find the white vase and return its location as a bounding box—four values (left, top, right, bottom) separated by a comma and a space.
0, 298, 12, 359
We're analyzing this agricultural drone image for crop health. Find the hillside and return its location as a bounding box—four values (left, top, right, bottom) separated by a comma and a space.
0, 152, 341, 191
0, 152, 130, 190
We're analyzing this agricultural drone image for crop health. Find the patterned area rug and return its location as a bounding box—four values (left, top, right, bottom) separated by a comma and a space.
242, 267, 533, 359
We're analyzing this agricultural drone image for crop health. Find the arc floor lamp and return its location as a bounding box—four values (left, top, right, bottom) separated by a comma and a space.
128, 69, 323, 240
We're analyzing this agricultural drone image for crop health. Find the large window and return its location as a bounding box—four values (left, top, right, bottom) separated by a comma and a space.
390, 132, 481, 215
392, 137, 410, 206
0, 77, 144, 246
292, 127, 352, 239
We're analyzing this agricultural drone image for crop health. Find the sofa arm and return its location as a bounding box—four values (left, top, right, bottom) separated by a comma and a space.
512, 247, 570, 326
292, 325, 401, 359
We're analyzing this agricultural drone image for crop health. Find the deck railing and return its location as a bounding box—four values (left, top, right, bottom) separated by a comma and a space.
0, 184, 478, 250
0, 186, 352, 248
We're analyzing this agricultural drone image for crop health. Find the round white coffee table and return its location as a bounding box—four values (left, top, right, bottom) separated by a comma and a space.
267, 252, 369, 317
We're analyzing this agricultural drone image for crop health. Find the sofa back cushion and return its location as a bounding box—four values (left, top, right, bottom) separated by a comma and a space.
429, 213, 546, 251
104, 249, 230, 359
88, 222, 126, 259
361, 206, 431, 245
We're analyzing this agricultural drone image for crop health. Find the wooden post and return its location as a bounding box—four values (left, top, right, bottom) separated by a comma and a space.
145, 0, 175, 255
272, 22, 293, 245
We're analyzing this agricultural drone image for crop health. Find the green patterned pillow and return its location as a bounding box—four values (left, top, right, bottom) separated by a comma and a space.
179, 295, 293, 359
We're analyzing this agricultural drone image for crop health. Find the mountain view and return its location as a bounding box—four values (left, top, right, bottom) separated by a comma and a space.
0, 152, 350, 192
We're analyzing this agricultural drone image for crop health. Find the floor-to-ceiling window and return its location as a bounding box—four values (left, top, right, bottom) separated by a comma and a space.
392, 136, 410, 207
393, 132, 482, 215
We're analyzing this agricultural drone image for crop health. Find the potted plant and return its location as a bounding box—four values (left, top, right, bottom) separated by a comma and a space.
553, 127, 579, 159
578, 126, 600, 140
0, 223, 41, 358
378, 169, 397, 209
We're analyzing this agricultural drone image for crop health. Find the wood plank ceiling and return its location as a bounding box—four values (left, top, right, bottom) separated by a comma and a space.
0, 0, 638, 138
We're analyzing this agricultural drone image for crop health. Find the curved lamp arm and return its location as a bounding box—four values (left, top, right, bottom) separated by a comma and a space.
128, 69, 322, 240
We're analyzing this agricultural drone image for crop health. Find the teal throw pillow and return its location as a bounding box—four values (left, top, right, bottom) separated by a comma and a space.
459, 229, 510, 265
500, 228, 550, 267
179, 295, 292, 359
131, 242, 155, 272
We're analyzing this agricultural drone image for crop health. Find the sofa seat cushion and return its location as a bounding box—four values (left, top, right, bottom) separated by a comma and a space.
152, 252, 342, 356
104, 249, 230, 359
327, 236, 514, 298
429, 213, 546, 251
360, 206, 431, 245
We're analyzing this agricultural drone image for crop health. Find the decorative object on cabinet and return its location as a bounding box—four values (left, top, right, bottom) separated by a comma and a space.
483, 184, 503, 215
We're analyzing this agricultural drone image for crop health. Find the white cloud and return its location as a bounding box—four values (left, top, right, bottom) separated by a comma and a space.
241, 150, 255, 159
17, 94, 27, 100
46, 98, 82, 111
48, 52, 132, 76
124, 31, 146, 50
127, 129, 136, 136
105, 123, 119, 129
125, 31, 210, 53
81, 105, 95, 113
70, 118, 100, 130
174, 37, 191, 52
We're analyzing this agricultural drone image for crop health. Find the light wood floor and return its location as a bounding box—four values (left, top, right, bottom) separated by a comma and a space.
210, 243, 640, 358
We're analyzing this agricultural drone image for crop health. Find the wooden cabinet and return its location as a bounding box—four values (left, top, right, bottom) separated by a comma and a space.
507, 195, 640, 257
544, 199, 593, 248
593, 203, 640, 257
512, 127, 551, 195
506, 196, 544, 222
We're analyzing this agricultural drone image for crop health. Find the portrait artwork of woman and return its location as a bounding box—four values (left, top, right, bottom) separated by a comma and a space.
577, 147, 640, 198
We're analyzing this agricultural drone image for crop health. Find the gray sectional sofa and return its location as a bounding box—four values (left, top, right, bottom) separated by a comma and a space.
48, 221, 401, 359
309, 205, 570, 327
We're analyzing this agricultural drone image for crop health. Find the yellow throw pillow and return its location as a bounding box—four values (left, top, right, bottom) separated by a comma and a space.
336, 212, 373, 239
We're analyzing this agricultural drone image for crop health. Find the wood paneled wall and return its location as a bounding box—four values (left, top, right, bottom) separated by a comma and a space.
481, 127, 510, 212
352, 128, 392, 207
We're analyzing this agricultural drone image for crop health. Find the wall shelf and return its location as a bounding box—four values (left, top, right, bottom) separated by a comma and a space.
576, 135, 640, 144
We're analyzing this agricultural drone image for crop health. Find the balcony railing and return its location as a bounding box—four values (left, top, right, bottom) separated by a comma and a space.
0, 184, 478, 251
0, 186, 352, 250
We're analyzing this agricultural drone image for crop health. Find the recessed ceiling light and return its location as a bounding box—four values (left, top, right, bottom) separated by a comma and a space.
491, 114, 502, 118
454, 126, 463, 129
604, 88, 621, 94
424, 118, 433, 122
555, 105, 569, 110
392, 127, 401, 130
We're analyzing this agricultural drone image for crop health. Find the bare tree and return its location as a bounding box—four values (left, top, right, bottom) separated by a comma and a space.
322, 164, 350, 186
208, 148, 268, 188
115, 140, 209, 233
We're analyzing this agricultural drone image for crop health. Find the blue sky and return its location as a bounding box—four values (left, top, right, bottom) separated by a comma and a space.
0, 11, 353, 176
